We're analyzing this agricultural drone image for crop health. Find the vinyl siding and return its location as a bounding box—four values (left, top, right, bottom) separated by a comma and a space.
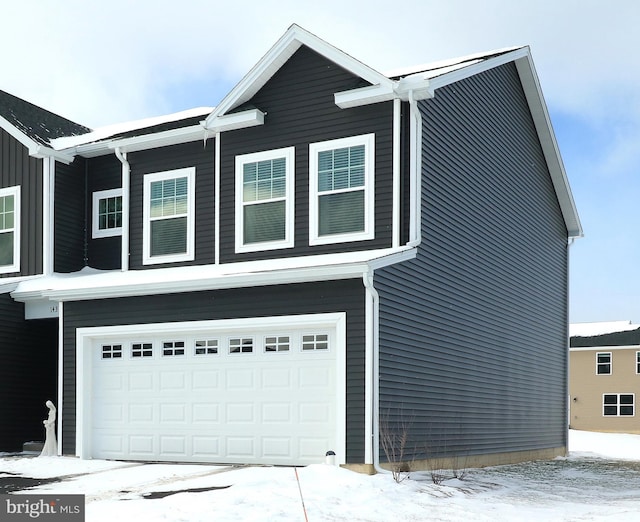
0, 127, 43, 277
62, 279, 366, 462
0, 292, 58, 451
128, 141, 215, 269
376, 63, 569, 460
55, 158, 86, 273
87, 155, 123, 269
219, 45, 394, 262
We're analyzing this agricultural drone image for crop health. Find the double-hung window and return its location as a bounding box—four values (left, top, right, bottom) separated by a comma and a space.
235, 147, 294, 252
92, 188, 123, 238
143, 167, 195, 265
309, 133, 374, 245
0, 186, 20, 274
596, 352, 612, 375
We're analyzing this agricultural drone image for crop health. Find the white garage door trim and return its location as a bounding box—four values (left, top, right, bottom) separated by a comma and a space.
75, 312, 346, 464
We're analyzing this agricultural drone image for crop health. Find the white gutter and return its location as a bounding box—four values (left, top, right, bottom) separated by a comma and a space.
114, 148, 130, 271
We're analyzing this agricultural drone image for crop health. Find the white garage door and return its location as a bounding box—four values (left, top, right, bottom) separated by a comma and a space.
82, 314, 345, 465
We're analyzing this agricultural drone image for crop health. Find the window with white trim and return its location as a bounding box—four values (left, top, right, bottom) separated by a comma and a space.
309, 134, 374, 245
92, 188, 123, 238
603, 393, 634, 416
0, 186, 20, 273
162, 341, 185, 356
101, 344, 122, 359
265, 336, 290, 352
143, 167, 195, 264
302, 334, 329, 351
195, 339, 218, 355
636, 351, 640, 374
132, 342, 153, 358
229, 337, 253, 354
596, 352, 611, 375
235, 147, 294, 252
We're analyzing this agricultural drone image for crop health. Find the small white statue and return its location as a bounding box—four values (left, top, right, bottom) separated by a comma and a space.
39, 400, 57, 457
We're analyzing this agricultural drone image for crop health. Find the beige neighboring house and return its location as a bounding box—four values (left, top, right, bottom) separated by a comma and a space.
570, 321, 640, 433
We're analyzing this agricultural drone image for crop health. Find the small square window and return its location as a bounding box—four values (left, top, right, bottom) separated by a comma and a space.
132, 342, 153, 358
0, 186, 20, 273
596, 352, 611, 375
163, 341, 185, 356
195, 339, 218, 355
265, 336, 290, 352
229, 337, 253, 354
302, 334, 329, 351
92, 188, 123, 238
101, 344, 122, 359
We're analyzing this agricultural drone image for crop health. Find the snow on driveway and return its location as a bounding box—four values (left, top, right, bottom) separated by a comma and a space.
1, 430, 640, 521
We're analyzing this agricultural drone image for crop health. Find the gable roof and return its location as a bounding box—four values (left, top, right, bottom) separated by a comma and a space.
0, 89, 90, 156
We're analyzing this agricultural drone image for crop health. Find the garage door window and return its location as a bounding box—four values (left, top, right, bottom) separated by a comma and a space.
265, 336, 290, 352
229, 337, 253, 354
132, 342, 153, 358
195, 339, 218, 355
101, 344, 122, 359
163, 341, 186, 357
302, 334, 329, 351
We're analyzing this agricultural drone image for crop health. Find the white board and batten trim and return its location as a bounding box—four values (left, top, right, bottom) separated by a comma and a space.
75, 313, 346, 465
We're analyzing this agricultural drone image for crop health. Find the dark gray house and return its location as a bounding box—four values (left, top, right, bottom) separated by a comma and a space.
3, 25, 581, 470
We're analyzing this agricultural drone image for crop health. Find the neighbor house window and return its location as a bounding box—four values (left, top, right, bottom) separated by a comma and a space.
309, 134, 375, 245
143, 167, 195, 264
92, 188, 123, 238
596, 352, 612, 374
0, 186, 20, 274
603, 394, 634, 416
637, 352, 640, 374
235, 147, 294, 253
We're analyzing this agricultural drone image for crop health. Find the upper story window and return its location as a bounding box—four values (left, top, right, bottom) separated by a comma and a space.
637, 352, 640, 374
92, 188, 123, 238
596, 352, 612, 375
309, 134, 375, 245
0, 186, 20, 274
143, 167, 195, 265
235, 147, 294, 253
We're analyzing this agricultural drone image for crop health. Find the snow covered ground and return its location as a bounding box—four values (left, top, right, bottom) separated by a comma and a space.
2, 430, 640, 521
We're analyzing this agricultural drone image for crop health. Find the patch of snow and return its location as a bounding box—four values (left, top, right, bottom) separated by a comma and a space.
51, 107, 214, 150
2, 431, 640, 521
570, 320, 638, 337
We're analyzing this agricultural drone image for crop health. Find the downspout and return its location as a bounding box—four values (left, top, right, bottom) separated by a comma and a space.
114, 148, 130, 271
363, 268, 389, 474
392, 99, 401, 248
406, 90, 423, 248
56, 301, 64, 455
42, 156, 55, 275
214, 132, 221, 265
566, 236, 575, 451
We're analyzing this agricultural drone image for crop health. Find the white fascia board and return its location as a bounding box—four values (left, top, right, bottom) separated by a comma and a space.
204, 24, 393, 126
334, 84, 397, 109
12, 247, 416, 303
204, 109, 265, 133
514, 54, 583, 239
570, 345, 640, 352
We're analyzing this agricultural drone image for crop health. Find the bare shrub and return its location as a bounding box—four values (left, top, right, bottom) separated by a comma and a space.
379, 408, 415, 483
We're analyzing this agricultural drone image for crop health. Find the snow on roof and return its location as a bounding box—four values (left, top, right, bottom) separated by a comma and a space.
51, 106, 214, 150
384, 46, 523, 80
569, 321, 638, 338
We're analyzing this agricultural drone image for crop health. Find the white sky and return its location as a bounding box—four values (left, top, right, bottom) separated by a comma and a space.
3, 0, 639, 323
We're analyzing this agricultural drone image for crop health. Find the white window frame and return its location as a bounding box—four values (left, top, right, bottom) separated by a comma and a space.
0, 185, 20, 274
143, 167, 195, 265
596, 352, 612, 375
636, 351, 640, 374
235, 147, 295, 253
603, 393, 635, 417
309, 133, 375, 245
92, 188, 123, 239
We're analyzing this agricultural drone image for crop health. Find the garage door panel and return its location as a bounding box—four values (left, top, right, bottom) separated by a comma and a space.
90, 319, 341, 465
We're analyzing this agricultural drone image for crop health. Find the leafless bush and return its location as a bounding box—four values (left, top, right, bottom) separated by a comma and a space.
379, 409, 415, 483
